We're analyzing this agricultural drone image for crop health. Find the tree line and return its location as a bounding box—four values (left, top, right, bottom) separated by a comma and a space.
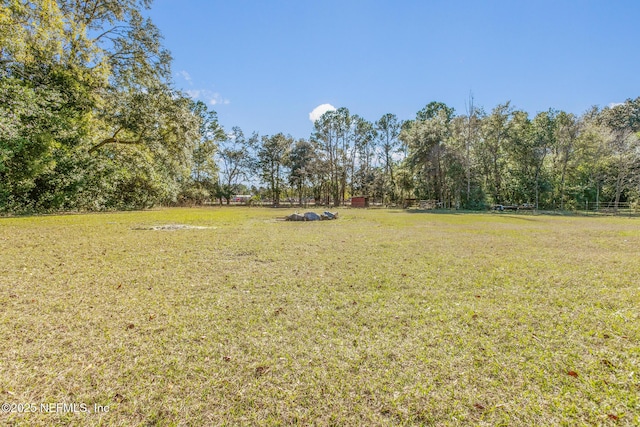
224, 99, 640, 212
2, 0, 639, 213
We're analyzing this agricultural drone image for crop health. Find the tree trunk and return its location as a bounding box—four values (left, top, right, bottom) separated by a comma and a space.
559, 152, 569, 210
614, 171, 623, 212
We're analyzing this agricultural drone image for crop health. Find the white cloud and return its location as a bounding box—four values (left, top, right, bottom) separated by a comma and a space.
309, 103, 336, 123
177, 70, 192, 83
608, 102, 623, 109
185, 89, 230, 106
176, 71, 230, 106
209, 92, 230, 106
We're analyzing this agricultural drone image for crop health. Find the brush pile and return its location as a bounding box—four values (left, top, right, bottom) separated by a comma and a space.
285, 211, 338, 221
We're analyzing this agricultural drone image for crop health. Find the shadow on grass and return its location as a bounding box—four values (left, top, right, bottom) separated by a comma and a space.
401, 209, 540, 222
401, 208, 640, 220
402, 209, 485, 215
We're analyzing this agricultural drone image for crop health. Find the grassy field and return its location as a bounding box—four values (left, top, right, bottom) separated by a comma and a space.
0, 207, 638, 426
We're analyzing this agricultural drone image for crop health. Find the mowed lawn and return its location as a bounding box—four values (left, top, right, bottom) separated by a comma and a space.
0, 208, 638, 426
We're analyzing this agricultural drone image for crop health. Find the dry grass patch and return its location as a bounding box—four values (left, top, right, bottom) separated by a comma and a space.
0, 208, 638, 425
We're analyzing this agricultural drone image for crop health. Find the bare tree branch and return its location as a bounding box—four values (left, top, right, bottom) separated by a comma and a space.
88, 128, 145, 153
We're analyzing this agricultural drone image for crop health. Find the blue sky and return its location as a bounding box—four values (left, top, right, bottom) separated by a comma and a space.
147, 0, 639, 139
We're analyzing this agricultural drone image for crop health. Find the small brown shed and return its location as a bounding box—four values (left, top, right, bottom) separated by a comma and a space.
351, 196, 369, 208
